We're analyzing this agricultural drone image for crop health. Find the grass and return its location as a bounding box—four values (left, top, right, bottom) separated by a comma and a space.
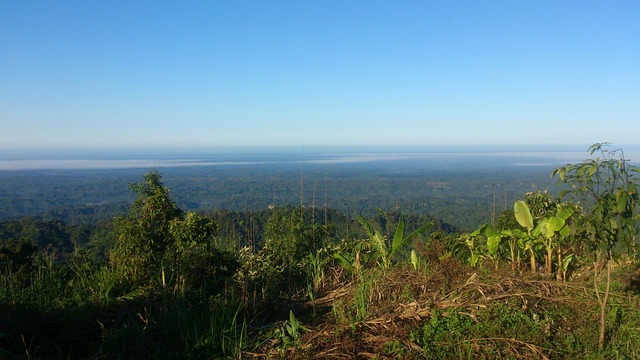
4, 248, 640, 359
286, 262, 640, 359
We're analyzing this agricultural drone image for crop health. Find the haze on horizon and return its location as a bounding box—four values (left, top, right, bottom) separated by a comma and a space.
1, 1, 639, 150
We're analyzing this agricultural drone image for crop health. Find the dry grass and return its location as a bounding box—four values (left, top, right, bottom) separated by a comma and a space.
248, 260, 604, 359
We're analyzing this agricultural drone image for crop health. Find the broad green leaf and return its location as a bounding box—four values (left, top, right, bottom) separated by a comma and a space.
406, 222, 433, 240
465, 236, 475, 249
532, 220, 544, 237
357, 215, 389, 265
562, 253, 575, 273
333, 253, 354, 272
500, 229, 513, 238
469, 253, 480, 267
548, 216, 565, 233
390, 216, 405, 256
556, 205, 574, 220
357, 215, 377, 238
371, 232, 388, 266
514, 200, 534, 229
391, 221, 433, 265
557, 189, 572, 200
470, 224, 487, 237
616, 190, 628, 213
512, 229, 526, 238
485, 225, 498, 238
410, 249, 418, 271
487, 235, 501, 255
289, 310, 298, 328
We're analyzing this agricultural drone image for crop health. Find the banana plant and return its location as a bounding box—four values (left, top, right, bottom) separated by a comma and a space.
507, 229, 526, 271
464, 233, 481, 267
514, 200, 540, 273
469, 224, 504, 269
486, 227, 502, 264
533, 205, 574, 276
410, 249, 420, 271
560, 253, 575, 282
357, 215, 432, 271
500, 229, 521, 272
333, 243, 362, 279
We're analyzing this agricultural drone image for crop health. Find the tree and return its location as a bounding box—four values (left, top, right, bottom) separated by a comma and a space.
109, 171, 181, 289
168, 211, 236, 295
552, 143, 640, 350
109, 171, 236, 296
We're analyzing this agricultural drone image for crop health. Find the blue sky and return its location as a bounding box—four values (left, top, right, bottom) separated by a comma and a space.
1, 1, 638, 149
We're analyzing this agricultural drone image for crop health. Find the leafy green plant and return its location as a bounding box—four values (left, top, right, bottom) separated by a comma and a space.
468, 224, 506, 269
354, 277, 369, 321
305, 249, 328, 296
410, 249, 420, 271
532, 204, 574, 276
463, 233, 481, 267
553, 143, 640, 350
357, 215, 432, 270
286, 310, 309, 342
561, 253, 575, 282
109, 171, 182, 292
514, 200, 540, 273
271, 310, 310, 350
383, 340, 408, 357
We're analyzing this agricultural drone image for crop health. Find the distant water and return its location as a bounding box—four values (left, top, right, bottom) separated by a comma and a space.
1, 145, 638, 171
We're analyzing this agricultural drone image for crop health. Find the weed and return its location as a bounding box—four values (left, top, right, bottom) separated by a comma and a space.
382, 340, 407, 357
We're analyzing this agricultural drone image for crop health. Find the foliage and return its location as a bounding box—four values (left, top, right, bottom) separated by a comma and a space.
553, 143, 640, 259
0, 160, 558, 232
553, 143, 640, 350
271, 310, 310, 350
109, 171, 182, 290
108, 171, 236, 297
356, 214, 432, 271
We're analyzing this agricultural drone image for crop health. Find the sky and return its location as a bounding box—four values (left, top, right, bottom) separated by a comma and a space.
1, 1, 639, 149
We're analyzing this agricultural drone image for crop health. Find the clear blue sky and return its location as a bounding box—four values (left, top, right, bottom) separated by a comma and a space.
1, 1, 638, 149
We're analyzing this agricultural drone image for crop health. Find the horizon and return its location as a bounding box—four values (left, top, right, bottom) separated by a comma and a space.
3, 144, 640, 171
0, 143, 611, 159
1, 1, 639, 148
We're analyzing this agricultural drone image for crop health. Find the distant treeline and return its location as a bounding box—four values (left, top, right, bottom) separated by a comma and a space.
0, 205, 456, 265
0, 163, 559, 231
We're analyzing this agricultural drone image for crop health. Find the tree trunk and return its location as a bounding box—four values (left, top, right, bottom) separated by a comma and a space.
530, 249, 536, 273
594, 259, 612, 351
557, 249, 563, 281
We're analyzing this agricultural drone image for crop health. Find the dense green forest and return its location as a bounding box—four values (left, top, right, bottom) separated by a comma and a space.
0, 158, 558, 231
2, 144, 640, 359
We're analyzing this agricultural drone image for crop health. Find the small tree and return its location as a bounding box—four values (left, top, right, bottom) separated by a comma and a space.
109, 171, 235, 297
110, 171, 182, 289
552, 143, 640, 350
